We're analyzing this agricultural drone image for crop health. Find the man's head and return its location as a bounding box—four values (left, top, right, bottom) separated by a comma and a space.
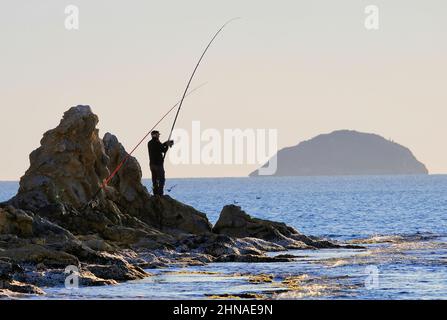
151, 130, 160, 140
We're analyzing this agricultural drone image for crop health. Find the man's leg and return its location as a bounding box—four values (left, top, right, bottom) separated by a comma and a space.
159, 166, 166, 196
150, 165, 160, 195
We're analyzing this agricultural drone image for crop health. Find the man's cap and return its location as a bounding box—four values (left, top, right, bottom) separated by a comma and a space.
151, 130, 160, 135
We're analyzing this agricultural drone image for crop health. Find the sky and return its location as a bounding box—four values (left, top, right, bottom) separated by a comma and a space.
0, 0, 446, 180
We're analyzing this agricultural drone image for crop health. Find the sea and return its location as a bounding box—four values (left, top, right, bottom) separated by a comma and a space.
1, 175, 446, 300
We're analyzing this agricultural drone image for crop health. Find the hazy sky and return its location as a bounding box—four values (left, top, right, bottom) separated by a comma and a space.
1, 0, 446, 180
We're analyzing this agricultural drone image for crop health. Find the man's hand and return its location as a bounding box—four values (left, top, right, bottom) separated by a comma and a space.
167, 140, 174, 147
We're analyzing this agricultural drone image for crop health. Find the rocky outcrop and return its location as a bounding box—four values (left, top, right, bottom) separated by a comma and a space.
0, 105, 360, 298
7, 105, 211, 236
213, 205, 341, 249
0, 206, 149, 281
9, 106, 108, 212
0, 105, 213, 297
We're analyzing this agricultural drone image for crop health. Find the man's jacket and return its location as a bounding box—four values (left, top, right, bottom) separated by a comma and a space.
148, 138, 169, 165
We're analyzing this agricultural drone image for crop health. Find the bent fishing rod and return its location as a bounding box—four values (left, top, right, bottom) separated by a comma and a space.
82, 83, 206, 211
163, 17, 240, 160
83, 18, 238, 210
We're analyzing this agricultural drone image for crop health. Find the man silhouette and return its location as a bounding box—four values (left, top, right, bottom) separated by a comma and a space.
147, 130, 174, 196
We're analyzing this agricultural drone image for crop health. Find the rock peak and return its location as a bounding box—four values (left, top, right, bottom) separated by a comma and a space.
8, 106, 212, 235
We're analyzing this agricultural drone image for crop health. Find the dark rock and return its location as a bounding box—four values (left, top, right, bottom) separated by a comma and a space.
85, 254, 148, 282
216, 254, 293, 263
0, 259, 23, 280
144, 196, 212, 235
213, 205, 340, 249
0, 244, 80, 268
0, 206, 34, 237
0, 280, 45, 296
8, 105, 212, 236
9, 106, 109, 212
14, 268, 117, 288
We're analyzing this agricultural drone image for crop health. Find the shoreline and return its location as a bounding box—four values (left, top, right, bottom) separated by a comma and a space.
9, 231, 445, 300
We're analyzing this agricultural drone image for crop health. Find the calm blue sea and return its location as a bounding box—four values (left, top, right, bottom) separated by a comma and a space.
1, 175, 446, 299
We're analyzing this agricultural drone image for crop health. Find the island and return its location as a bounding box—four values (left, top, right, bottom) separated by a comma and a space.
250, 130, 428, 177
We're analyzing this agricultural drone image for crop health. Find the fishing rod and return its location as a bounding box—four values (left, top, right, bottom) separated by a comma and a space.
83, 18, 238, 210
82, 82, 207, 211
163, 17, 240, 160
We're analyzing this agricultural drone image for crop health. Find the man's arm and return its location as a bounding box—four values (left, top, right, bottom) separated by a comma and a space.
162, 140, 174, 153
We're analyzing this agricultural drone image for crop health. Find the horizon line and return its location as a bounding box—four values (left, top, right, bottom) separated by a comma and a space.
1, 173, 447, 183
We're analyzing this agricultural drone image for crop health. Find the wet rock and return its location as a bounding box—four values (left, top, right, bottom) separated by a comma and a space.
216, 254, 293, 263
86, 259, 148, 282
207, 293, 266, 299
127, 252, 167, 269
273, 254, 303, 259
0, 280, 44, 296
77, 234, 117, 252
176, 234, 255, 257
0, 244, 80, 268
15, 268, 117, 288
78, 270, 118, 286
236, 237, 286, 252
213, 205, 340, 249
0, 259, 23, 280
248, 274, 274, 283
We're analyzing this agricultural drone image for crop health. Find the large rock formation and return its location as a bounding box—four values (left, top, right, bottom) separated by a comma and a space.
0, 105, 212, 296
250, 130, 428, 176
7, 105, 211, 236
0, 105, 358, 298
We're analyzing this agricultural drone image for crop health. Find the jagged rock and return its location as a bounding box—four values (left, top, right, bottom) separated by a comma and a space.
0, 244, 80, 268
77, 234, 117, 252
236, 237, 286, 252
86, 263, 147, 282
78, 270, 118, 286
0, 280, 45, 296
213, 205, 341, 249
84, 252, 148, 281
0, 207, 33, 238
146, 196, 212, 235
0, 205, 150, 291
101, 226, 155, 245
0, 105, 215, 295
9, 106, 109, 212
14, 268, 117, 288
7, 105, 211, 236
175, 234, 284, 258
